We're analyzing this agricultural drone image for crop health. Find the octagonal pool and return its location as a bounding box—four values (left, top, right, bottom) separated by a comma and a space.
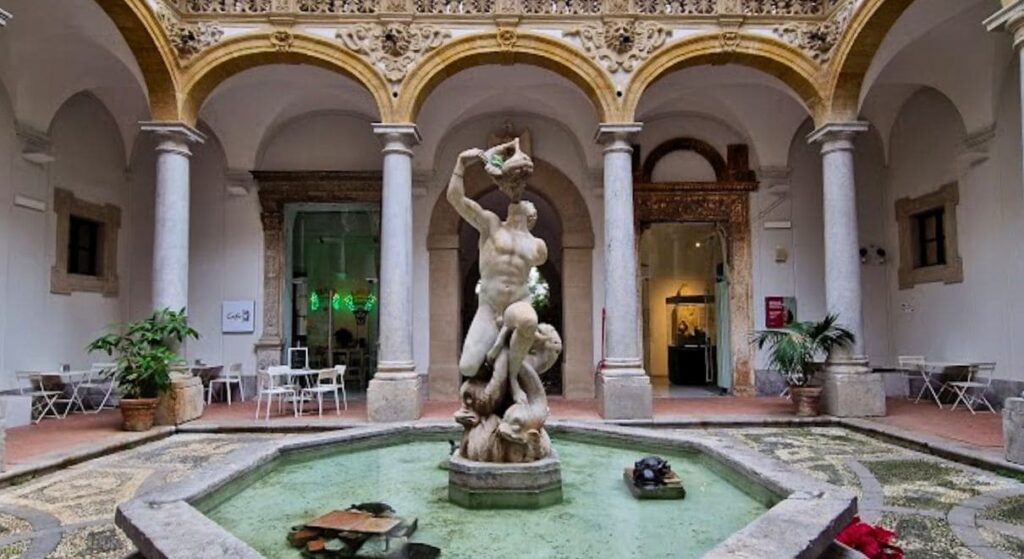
197, 434, 776, 559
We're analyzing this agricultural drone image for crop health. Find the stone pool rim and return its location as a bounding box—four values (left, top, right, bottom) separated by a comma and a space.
115, 420, 856, 559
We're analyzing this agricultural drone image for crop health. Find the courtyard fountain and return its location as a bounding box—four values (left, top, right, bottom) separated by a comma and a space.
444, 138, 564, 509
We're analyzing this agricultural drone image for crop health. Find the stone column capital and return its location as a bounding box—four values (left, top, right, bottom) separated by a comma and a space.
807, 121, 869, 154
0, 9, 12, 27
986, 1, 1024, 47
141, 121, 206, 157
595, 122, 643, 151
373, 123, 421, 155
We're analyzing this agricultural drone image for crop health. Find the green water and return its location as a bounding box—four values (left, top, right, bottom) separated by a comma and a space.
201, 437, 772, 558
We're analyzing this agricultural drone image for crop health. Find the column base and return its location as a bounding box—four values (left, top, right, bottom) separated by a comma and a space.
821, 359, 886, 418
367, 374, 422, 422
596, 369, 653, 420
1003, 398, 1024, 465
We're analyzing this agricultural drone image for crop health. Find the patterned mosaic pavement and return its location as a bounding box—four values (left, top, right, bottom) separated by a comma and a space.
0, 429, 1021, 558
718, 427, 1024, 559
0, 434, 282, 558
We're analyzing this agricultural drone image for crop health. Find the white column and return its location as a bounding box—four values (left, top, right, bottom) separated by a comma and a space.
141, 122, 205, 312
595, 123, 652, 420
367, 123, 422, 422
808, 122, 868, 357
986, 2, 1024, 188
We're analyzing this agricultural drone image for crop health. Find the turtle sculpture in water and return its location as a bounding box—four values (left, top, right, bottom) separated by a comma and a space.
632, 456, 673, 488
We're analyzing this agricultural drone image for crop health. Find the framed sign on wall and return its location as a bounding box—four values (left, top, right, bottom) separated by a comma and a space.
222, 300, 255, 333
765, 296, 797, 328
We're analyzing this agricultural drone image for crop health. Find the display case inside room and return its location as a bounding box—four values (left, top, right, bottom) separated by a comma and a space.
286, 205, 380, 384
641, 223, 727, 389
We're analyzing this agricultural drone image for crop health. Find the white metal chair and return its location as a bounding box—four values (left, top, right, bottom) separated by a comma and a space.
949, 362, 997, 414
80, 363, 117, 413
24, 373, 63, 423
208, 362, 245, 406
254, 367, 298, 420
299, 366, 346, 417
896, 355, 935, 405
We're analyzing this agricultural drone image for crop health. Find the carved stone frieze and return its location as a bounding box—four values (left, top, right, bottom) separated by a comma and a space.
186, 0, 271, 12
497, 27, 517, 51
156, 3, 224, 59
772, 0, 856, 62
565, 20, 668, 72
270, 29, 294, 51
337, 23, 450, 84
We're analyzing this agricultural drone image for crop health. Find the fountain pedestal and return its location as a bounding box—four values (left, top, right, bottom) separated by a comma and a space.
447, 450, 563, 509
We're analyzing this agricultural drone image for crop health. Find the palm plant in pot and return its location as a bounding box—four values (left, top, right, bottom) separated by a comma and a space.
87, 308, 198, 431
751, 313, 855, 417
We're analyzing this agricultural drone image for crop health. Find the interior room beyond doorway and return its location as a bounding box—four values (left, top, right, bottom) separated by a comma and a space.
641, 222, 729, 398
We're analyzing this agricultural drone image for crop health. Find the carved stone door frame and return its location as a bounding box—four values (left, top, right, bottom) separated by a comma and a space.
253, 171, 382, 371
635, 138, 758, 396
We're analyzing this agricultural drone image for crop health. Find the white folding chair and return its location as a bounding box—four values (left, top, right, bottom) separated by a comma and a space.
897, 355, 933, 404
80, 363, 117, 413
254, 367, 298, 421
298, 367, 346, 417
27, 374, 63, 423
949, 362, 997, 414
208, 363, 245, 406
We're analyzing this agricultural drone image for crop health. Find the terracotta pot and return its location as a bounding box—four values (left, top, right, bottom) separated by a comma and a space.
120, 398, 159, 431
790, 386, 823, 417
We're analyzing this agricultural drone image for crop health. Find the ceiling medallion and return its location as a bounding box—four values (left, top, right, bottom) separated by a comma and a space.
565, 20, 668, 73
338, 23, 451, 83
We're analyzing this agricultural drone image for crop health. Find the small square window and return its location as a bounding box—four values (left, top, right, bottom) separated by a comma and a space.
912, 208, 946, 269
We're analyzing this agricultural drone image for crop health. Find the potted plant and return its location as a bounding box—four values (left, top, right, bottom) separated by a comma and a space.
751, 313, 855, 417
87, 308, 198, 431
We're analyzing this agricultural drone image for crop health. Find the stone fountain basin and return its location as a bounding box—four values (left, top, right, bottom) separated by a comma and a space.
115, 421, 856, 559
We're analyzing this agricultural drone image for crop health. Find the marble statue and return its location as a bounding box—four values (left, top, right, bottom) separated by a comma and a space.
448, 138, 561, 463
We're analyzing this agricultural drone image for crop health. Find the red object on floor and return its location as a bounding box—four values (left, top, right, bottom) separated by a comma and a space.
836, 516, 904, 559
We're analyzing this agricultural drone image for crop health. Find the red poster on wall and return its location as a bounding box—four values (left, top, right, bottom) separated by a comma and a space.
765, 297, 786, 328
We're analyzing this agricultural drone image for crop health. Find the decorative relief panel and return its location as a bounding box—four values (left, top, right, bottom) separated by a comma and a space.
186, 0, 271, 12
565, 20, 668, 72
156, 3, 224, 59
337, 23, 450, 84
772, 0, 856, 62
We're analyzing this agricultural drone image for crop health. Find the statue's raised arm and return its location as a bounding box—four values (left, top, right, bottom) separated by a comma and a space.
447, 148, 499, 235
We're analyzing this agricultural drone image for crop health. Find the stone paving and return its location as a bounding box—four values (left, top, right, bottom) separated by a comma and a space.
0, 434, 282, 558
0, 428, 1020, 558
717, 427, 1024, 559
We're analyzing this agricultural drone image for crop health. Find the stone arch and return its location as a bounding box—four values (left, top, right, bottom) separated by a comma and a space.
624, 32, 826, 124
395, 31, 621, 123
426, 158, 595, 401
180, 32, 394, 126
640, 137, 728, 182
827, 0, 916, 121
92, 0, 179, 121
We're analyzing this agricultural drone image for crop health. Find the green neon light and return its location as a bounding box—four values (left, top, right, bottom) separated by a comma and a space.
309, 291, 320, 312
331, 292, 343, 311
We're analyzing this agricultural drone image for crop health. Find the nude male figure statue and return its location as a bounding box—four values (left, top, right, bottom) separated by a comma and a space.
447, 140, 547, 389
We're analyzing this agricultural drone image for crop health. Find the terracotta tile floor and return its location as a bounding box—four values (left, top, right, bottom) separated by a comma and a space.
4, 396, 1003, 467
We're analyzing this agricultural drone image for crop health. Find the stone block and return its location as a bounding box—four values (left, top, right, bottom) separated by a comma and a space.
821, 361, 886, 418
1003, 397, 1024, 465
597, 374, 653, 420
155, 374, 204, 426
448, 450, 562, 509
366, 377, 422, 422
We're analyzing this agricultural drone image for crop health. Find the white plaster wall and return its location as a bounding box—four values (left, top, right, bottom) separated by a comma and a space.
259, 112, 381, 172
883, 85, 1024, 382
0, 92, 131, 388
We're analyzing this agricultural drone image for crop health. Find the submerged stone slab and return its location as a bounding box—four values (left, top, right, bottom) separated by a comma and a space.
447, 449, 562, 509
622, 468, 686, 499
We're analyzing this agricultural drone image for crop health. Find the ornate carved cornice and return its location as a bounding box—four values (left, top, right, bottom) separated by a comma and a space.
254, 171, 383, 220
337, 22, 450, 85
772, 0, 856, 62
564, 20, 668, 72
156, 2, 224, 59
635, 185, 750, 226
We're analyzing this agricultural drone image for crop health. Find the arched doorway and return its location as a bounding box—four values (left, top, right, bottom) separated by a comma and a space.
427, 159, 594, 400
